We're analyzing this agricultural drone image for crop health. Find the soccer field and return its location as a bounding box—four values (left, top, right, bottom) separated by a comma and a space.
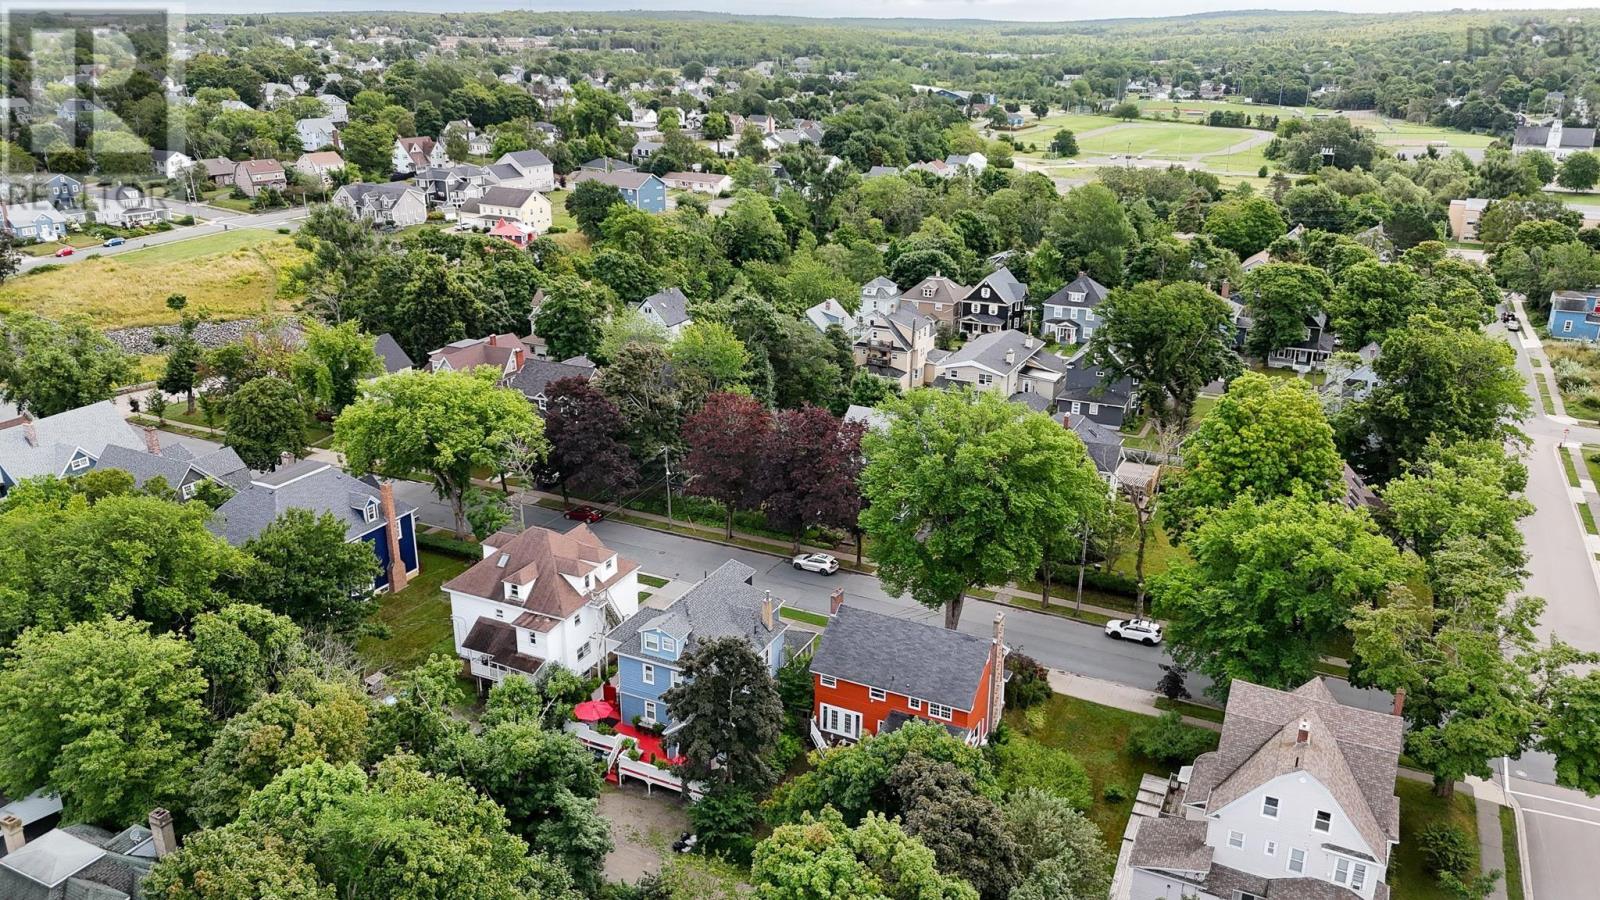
1076, 122, 1256, 159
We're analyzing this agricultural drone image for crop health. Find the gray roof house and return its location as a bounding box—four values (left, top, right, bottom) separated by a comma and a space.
1057, 346, 1135, 428
0, 809, 173, 900
210, 459, 420, 592
638, 287, 692, 336
1042, 271, 1110, 346
0, 400, 148, 493
1513, 119, 1597, 159
957, 266, 1028, 338
373, 333, 415, 374
97, 442, 251, 498
508, 356, 597, 411
1065, 413, 1125, 478
1125, 678, 1402, 900
333, 182, 428, 228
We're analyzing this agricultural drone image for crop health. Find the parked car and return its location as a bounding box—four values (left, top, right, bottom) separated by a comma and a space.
53, 246, 74, 257
1104, 618, 1163, 645
563, 506, 604, 523
103, 237, 125, 247
1506, 317, 1522, 332
791, 552, 840, 574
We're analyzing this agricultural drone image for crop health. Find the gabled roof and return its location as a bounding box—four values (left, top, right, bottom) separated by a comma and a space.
1514, 123, 1597, 149
499, 149, 552, 170
0, 400, 146, 484
939, 328, 1042, 375
1058, 346, 1133, 407
572, 168, 658, 191
297, 150, 344, 168
427, 334, 521, 372
579, 156, 637, 172
373, 333, 414, 373
639, 287, 691, 327
1068, 415, 1124, 474
1185, 678, 1402, 864
810, 605, 993, 711
508, 357, 596, 400
805, 298, 857, 333
609, 559, 786, 660
970, 265, 1027, 304
98, 443, 251, 491
856, 305, 931, 352
477, 185, 542, 208
209, 460, 414, 546
860, 276, 900, 302
1045, 271, 1110, 309
447, 524, 636, 625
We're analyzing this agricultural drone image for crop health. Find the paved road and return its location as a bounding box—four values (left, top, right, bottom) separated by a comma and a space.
387, 480, 1392, 715
20, 205, 309, 271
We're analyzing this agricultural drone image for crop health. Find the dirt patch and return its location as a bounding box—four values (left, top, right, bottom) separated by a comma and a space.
598, 781, 692, 884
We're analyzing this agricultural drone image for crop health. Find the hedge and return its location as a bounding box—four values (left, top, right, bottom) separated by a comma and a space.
417, 530, 482, 560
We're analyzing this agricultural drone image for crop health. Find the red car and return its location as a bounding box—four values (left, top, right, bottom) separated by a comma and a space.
53, 246, 75, 257
564, 506, 604, 524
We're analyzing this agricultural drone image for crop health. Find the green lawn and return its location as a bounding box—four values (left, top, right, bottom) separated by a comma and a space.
780, 606, 830, 627
355, 550, 472, 674
1134, 97, 1314, 122
1001, 112, 1117, 151
1007, 694, 1219, 851
1390, 779, 1483, 900
1108, 513, 1188, 583
1500, 806, 1525, 900
1076, 122, 1249, 159
639, 573, 671, 589
546, 189, 579, 231
1199, 143, 1273, 175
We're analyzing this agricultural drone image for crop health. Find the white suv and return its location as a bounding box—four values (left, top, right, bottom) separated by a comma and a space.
1105, 618, 1163, 645
791, 553, 840, 575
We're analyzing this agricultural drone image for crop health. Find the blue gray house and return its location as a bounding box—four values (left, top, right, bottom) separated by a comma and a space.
1042, 271, 1110, 346
1549, 290, 1600, 341
572, 169, 666, 213
210, 459, 420, 592
0, 400, 148, 495
607, 560, 788, 731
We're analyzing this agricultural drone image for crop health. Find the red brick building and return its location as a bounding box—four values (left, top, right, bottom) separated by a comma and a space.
808, 599, 1006, 748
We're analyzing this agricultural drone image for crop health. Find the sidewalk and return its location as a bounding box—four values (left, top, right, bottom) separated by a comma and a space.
1046, 669, 1221, 732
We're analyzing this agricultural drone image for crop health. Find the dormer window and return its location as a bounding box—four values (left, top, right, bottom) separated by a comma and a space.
922, 286, 934, 297
1069, 291, 1085, 303
364, 499, 379, 524
662, 637, 675, 652
644, 633, 659, 651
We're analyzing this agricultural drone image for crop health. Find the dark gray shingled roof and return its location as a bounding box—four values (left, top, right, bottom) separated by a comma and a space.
373, 333, 414, 373
98, 443, 250, 491
1058, 347, 1134, 408
208, 459, 415, 546
608, 559, 787, 660
500, 148, 552, 169
1044, 271, 1110, 310
1514, 123, 1597, 149
1068, 415, 1124, 474
972, 265, 1027, 303
809, 605, 993, 711
0, 400, 147, 484
639, 287, 691, 328
508, 358, 596, 401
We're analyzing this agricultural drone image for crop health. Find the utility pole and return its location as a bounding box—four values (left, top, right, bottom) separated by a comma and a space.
660, 445, 673, 523
1074, 519, 1090, 615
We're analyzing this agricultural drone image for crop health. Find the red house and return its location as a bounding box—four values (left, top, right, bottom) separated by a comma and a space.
808, 597, 1006, 748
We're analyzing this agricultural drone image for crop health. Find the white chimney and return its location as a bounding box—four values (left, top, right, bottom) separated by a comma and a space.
149, 808, 178, 858
1296, 718, 1311, 745
1004, 348, 1015, 365
1, 814, 23, 854
761, 589, 774, 630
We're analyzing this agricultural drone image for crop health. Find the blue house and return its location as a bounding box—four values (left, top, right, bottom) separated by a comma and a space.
210, 459, 420, 592
607, 560, 788, 731
573, 169, 666, 213
1, 202, 68, 241
1549, 290, 1600, 341
0, 400, 148, 495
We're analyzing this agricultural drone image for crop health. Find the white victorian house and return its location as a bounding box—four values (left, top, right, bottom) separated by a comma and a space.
1124, 678, 1403, 900
447, 524, 640, 685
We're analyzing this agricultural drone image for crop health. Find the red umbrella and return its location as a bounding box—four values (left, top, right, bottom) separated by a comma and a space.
574, 699, 618, 722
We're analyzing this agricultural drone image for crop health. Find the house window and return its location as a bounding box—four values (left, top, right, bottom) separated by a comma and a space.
643, 700, 658, 724
69, 456, 89, 471
1314, 810, 1332, 833
869, 687, 886, 701
494, 607, 505, 620
1262, 796, 1280, 818
1333, 858, 1351, 885
934, 303, 944, 311
922, 286, 935, 298
662, 637, 675, 653
641, 663, 655, 685
180, 481, 197, 500
820, 674, 837, 688
1264, 840, 1277, 857
1228, 830, 1245, 849
1564, 319, 1574, 333
978, 373, 993, 386
574, 612, 582, 627
1089, 403, 1100, 415
1350, 863, 1368, 891
670, 671, 683, 687
926, 702, 953, 720
577, 640, 592, 659
1071, 402, 1083, 414
1085, 310, 1094, 321
909, 698, 922, 710
1287, 848, 1305, 874
644, 633, 659, 651
1069, 308, 1080, 320
820, 703, 862, 739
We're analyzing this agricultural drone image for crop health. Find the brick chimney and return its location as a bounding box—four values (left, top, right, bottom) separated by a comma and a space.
1392, 687, 1407, 717
1, 813, 23, 854
760, 589, 774, 630
989, 613, 1006, 736
379, 481, 410, 592
142, 426, 161, 454
1296, 718, 1311, 746
1219, 279, 1232, 300
828, 588, 845, 616
21, 417, 37, 448
149, 808, 177, 859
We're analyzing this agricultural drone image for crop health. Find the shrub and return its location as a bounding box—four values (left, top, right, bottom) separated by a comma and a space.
416, 530, 481, 560
768, 731, 803, 774
627, 748, 643, 761
689, 786, 762, 864
1129, 711, 1216, 765
1005, 652, 1051, 709
993, 735, 1093, 809
1554, 357, 1591, 392
1259, 165, 1269, 178
1103, 783, 1128, 803
1420, 823, 1474, 877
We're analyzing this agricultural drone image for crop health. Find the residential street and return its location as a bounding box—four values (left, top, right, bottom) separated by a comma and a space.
18, 204, 309, 271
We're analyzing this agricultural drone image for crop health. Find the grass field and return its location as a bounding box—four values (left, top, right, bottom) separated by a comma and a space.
1135, 97, 1314, 122
1001, 111, 1116, 150
0, 229, 306, 329
1006, 694, 1219, 851
1076, 122, 1251, 160
355, 550, 472, 675
1390, 779, 1484, 900
1201, 143, 1273, 175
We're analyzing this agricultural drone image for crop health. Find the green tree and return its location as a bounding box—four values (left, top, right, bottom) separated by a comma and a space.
565, 179, 625, 239
0, 616, 208, 824
1088, 280, 1241, 427
1165, 373, 1343, 534
859, 390, 1104, 628
1044, 184, 1137, 285
225, 376, 309, 471
190, 603, 312, 719
671, 320, 749, 391
234, 508, 382, 635
0, 313, 133, 416
292, 321, 383, 414
752, 808, 977, 900
1202, 194, 1286, 258
1049, 128, 1078, 157
1381, 439, 1532, 574
1241, 262, 1333, 357
158, 297, 205, 414
338, 119, 395, 175
143, 826, 334, 899
661, 635, 785, 790
1325, 261, 1424, 347
335, 369, 544, 540
716, 193, 790, 265
1559, 150, 1600, 191
1003, 789, 1114, 900
1153, 494, 1416, 696
534, 275, 612, 362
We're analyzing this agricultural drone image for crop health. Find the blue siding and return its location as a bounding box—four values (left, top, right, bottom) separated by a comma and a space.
623, 176, 667, 213
1549, 307, 1600, 341
617, 653, 678, 726
359, 511, 419, 591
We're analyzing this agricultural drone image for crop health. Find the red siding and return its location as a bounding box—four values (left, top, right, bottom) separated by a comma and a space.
813, 654, 997, 741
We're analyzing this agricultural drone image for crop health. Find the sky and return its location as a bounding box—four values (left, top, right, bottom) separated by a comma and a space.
179, 1, 1600, 22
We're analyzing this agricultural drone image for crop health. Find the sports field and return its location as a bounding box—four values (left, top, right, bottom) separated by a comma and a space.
1076, 122, 1256, 159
